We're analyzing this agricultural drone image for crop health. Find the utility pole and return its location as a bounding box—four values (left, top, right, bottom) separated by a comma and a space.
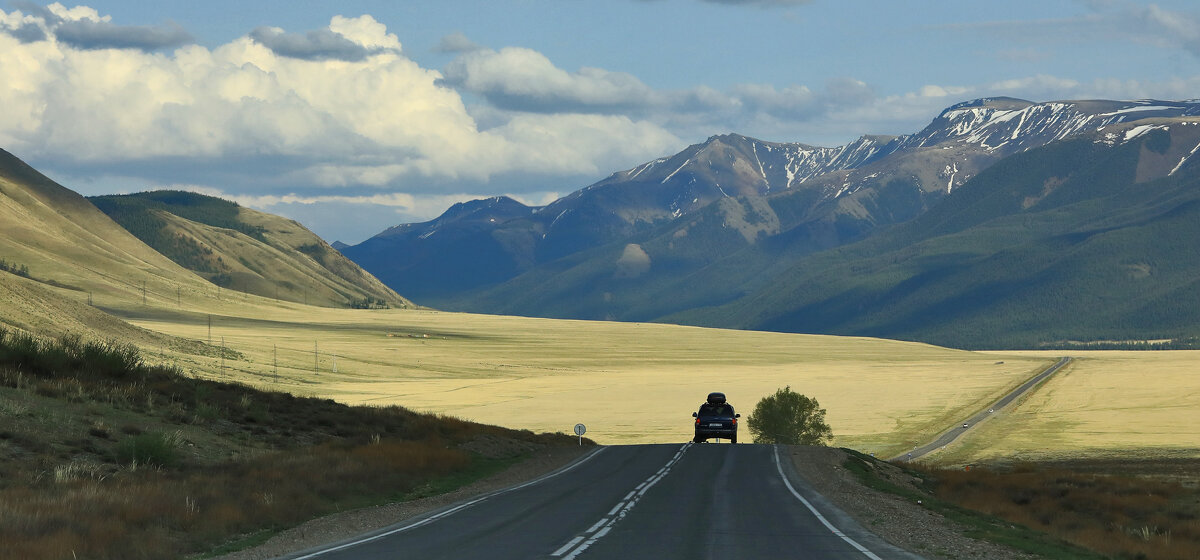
314, 341, 319, 373
142, 280, 147, 305
273, 344, 278, 383
208, 314, 212, 345
220, 337, 226, 378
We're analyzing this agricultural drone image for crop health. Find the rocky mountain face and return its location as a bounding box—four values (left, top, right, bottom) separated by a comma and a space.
340, 98, 1200, 345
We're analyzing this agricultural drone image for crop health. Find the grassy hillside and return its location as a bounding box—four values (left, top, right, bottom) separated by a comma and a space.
0, 149, 225, 341
90, 191, 411, 309
0, 327, 580, 559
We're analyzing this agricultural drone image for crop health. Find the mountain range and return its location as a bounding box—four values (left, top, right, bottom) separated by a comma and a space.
339, 98, 1200, 348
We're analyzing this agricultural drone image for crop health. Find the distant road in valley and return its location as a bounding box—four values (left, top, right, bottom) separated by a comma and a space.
281, 443, 920, 560
893, 357, 1072, 462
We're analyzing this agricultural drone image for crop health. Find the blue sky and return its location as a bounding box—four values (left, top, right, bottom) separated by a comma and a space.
2, 0, 1198, 243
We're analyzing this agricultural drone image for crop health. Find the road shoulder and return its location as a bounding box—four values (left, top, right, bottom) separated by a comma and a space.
786, 446, 1037, 560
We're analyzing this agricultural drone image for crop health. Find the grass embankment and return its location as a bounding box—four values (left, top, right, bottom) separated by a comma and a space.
844, 451, 1199, 560
0, 327, 582, 559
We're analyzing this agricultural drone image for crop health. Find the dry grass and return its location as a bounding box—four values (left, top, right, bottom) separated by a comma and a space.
934, 351, 1200, 464
0, 440, 472, 560
112, 305, 1056, 456
927, 461, 1200, 560
0, 329, 578, 559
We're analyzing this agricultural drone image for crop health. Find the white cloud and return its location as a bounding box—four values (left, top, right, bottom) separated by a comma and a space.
441, 46, 663, 114
0, 8, 683, 194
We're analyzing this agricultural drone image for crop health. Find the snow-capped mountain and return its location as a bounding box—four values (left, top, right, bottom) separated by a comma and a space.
340, 97, 1200, 309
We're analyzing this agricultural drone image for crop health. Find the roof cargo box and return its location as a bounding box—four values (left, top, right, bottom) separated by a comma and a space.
706, 392, 726, 405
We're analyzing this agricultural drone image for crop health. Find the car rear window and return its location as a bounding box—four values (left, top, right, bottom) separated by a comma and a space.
698, 404, 734, 417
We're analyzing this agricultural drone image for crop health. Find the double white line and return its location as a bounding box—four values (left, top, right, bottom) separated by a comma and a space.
551, 443, 692, 560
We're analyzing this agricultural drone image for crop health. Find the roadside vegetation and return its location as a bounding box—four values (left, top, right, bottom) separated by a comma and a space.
747, 386, 833, 445
929, 460, 1200, 560
0, 327, 582, 560
843, 450, 1199, 560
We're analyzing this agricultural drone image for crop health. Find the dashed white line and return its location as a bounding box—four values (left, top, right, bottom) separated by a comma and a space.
553, 443, 692, 559
551, 536, 585, 557
586, 519, 608, 534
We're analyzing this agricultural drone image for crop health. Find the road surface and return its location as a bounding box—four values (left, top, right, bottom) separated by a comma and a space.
281, 443, 921, 560
895, 357, 1072, 461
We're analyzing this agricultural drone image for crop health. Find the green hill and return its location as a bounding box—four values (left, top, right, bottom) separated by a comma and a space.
90, 191, 411, 309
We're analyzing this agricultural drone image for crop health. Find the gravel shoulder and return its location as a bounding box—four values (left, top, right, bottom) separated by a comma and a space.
787, 446, 1037, 560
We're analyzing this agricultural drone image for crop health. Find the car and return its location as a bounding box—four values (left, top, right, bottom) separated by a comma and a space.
692, 392, 740, 443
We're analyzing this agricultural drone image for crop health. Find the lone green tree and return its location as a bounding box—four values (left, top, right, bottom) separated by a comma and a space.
747, 386, 833, 445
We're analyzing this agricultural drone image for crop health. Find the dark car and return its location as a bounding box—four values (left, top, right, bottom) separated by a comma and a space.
693, 392, 739, 443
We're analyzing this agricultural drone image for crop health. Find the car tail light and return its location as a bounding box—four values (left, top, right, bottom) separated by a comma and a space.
731, 418, 737, 425
695, 418, 700, 426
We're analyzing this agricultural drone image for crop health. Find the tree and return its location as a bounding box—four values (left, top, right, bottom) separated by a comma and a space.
747, 386, 833, 445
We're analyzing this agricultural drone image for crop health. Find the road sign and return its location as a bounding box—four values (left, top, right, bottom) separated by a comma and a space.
574, 423, 586, 445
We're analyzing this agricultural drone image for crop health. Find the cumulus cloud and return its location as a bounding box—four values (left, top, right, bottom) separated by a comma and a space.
3, 2, 192, 51
435, 31, 482, 54
248, 15, 404, 61
441, 46, 664, 114
0, 7, 683, 196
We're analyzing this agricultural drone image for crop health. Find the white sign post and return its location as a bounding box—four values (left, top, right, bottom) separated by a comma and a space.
574, 423, 586, 446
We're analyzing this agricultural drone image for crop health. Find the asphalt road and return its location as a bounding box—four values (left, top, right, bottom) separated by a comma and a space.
281, 443, 921, 560
895, 356, 1072, 461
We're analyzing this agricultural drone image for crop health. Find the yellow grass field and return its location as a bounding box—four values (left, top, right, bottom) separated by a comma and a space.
931, 350, 1200, 464
115, 301, 1060, 459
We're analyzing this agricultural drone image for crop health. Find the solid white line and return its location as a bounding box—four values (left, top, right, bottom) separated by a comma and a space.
551, 536, 585, 557
607, 502, 625, 516
773, 447, 883, 560
289, 447, 608, 559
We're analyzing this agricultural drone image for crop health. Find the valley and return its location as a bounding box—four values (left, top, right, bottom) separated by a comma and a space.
109, 301, 1200, 463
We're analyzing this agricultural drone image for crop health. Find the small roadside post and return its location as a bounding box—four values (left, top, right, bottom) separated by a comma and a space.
574, 423, 586, 446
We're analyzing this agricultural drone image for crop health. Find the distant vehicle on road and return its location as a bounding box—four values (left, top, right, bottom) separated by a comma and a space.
693, 392, 739, 443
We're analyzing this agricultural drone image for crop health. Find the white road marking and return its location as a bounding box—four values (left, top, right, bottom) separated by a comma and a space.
551, 536, 585, 557
289, 447, 608, 559
555, 443, 692, 560
586, 518, 608, 534
773, 446, 883, 560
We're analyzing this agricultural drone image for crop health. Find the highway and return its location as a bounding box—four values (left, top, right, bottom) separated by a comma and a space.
281, 443, 922, 560
895, 357, 1072, 461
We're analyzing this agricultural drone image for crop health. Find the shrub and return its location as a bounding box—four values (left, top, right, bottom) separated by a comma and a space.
115, 432, 182, 468
746, 386, 833, 445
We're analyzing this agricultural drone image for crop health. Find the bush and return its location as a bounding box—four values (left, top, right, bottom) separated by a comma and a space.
747, 386, 833, 445
115, 432, 182, 468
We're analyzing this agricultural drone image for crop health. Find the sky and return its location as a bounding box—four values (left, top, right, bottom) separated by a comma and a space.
2, 1, 1199, 244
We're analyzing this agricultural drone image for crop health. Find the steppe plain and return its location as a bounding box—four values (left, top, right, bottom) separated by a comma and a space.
106, 293, 1200, 464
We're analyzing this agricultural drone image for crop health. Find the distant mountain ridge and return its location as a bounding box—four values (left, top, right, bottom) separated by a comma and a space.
340, 98, 1200, 348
